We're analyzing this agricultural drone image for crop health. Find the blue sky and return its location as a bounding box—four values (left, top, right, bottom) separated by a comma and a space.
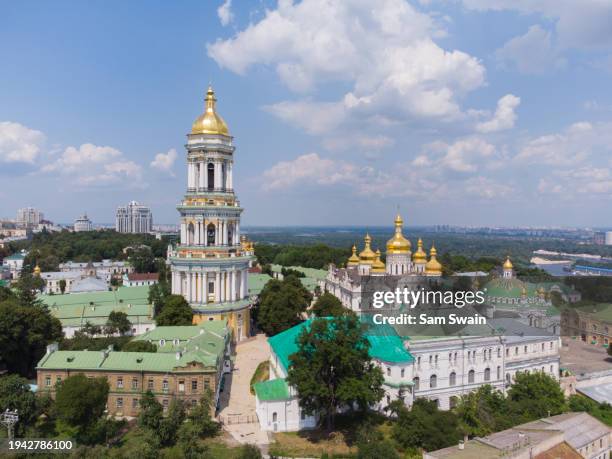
2, 0, 612, 227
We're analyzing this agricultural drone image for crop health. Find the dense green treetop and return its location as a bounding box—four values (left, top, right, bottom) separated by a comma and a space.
155, 294, 193, 326
256, 276, 312, 336
286, 315, 384, 431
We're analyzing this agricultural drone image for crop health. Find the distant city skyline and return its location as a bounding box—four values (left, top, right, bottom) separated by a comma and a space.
2, 1, 612, 226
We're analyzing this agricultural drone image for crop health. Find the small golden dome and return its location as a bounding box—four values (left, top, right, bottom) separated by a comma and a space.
386, 214, 411, 255
425, 245, 442, 275
359, 233, 376, 264
372, 249, 386, 273
191, 85, 230, 136
33, 264, 41, 276
347, 244, 360, 266
413, 238, 427, 264
503, 256, 513, 270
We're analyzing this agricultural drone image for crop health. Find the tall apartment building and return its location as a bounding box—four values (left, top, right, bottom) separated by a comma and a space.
17, 207, 43, 227
115, 201, 153, 234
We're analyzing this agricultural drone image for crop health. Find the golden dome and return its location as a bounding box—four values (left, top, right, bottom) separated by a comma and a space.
372, 249, 386, 273
33, 264, 41, 276
191, 85, 230, 136
413, 238, 427, 264
386, 214, 411, 255
347, 244, 360, 266
503, 256, 513, 270
425, 245, 442, 275
359, 233, 377, 264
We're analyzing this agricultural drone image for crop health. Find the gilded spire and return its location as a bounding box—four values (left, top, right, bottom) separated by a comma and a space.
191, 85, 230, 136
386, 214, 411, 255
347, 244, 360, 266
359, 233, 376, 264
413, 238, 427, 263
425, 244, 442, 275
372, 249, 386, 273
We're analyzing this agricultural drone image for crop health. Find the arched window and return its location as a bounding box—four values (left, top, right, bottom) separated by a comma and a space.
207, 223, 216, 246
449, 396, 458, 409
413, 377, 420, 390
227, 224, 233, 246
497, 366, 501, 380
187, 222, 195, 245
468, 369, 475, 383
449, 371, 456, 386
207, 163, 215, 190
506, 373, 511, 383
484, 367, 490, 381
430, 374, 437, 388
272, 412, 277, 422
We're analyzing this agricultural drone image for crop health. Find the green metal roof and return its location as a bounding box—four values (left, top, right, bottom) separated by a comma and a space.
4, 253, 25, 260
248, 273, 272, 296
39, 286, 154, 328
268, 318, 414, 373
270, 264, 326, 292
254, 378, 291, 401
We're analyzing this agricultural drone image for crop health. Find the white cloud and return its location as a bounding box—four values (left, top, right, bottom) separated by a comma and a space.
0, 121, 45, 163
539, 167, 612, 195
217, 0, 234, 27
464, 176, 513, 199
41, 143, 143, 187
209, 0, 486, 134
495, 26, 566, 75
150, 148, 178, 175
513, 121, 612, 166
262, 153, 360, 190
476, 94, 521, 133
417, 137, 497, 173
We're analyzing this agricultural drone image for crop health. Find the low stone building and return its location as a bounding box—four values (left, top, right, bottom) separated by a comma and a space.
561, 303, 612, 346
36, 321, 231, 417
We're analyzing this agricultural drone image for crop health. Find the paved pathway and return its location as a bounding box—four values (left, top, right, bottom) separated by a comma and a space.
218, 334, 271, 447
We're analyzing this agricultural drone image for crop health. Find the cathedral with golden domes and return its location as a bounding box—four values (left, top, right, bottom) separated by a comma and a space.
167, 86, 255, 340
322, 214, 442, 311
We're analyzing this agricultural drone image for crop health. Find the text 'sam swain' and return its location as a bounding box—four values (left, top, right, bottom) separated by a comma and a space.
372, 313, 487, 325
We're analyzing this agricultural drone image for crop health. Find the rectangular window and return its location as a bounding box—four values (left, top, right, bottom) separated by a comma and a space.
191, 380, 198, 391
117, 397, 123, 408
56, 376, 62, 384
162, 380, 169, 391
45, 376, 51, 387
147, 379, 154, 390
117, 377, 123, 389
162, 399, 169, 410
204, 379, 210, 390
400, 368, 405, 378
179, 380, 185, 393
132, 378, 138, 390
132, 398, 139, 408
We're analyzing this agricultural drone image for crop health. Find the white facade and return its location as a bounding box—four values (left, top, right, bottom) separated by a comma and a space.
74, 214, 93, 232
2, 251, 26, 279
115, 201, 153, 234
59, 260, 133, 281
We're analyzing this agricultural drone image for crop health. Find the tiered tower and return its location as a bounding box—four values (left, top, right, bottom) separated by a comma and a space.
168, 86, 254, 340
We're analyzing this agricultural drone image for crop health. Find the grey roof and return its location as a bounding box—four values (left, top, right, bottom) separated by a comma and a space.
488, 318, 554, 342
577, 383, 612, 405
519, 412, 611, 449
70, 276, 108, 293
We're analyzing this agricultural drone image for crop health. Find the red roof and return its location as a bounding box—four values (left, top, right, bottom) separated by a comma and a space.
127, 273, 159, 281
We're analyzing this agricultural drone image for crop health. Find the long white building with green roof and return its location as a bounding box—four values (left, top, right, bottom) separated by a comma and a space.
39, 286, 155, 337
255, 315, 560, 432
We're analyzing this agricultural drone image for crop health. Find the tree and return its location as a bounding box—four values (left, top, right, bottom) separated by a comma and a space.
454, 385, 513, 437
16, 270, 45, 306
178, 423, 210, 459
187, 391, 220, 438
54, 374, 109, 434
357, 440, 399, 459
311, 292, 347, 317
507, 372, 566, 420
156, 295, 193, 326
0, 299, 63, 377
59, 279, 67, 294
257, 277, 312, 335
148, 281, 171, 316
286, 316, 384, 430
121, 340, 157, 353
138, 391, 163, 431
0, 375, 38, 435
238, 444, 263, 459
129, 247, 156, 273
392, 399, 461, 452
158, 399, 186, 446
104, 311, 132, 336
